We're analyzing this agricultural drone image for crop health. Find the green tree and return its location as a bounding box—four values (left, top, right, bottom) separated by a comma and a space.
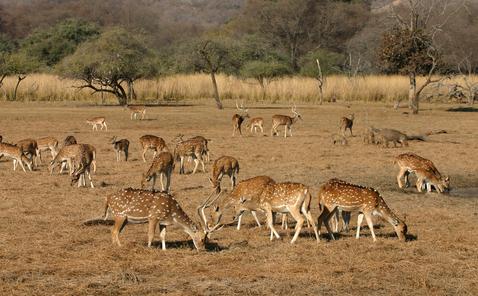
240, 61, 291, 100
57, 27, 158, 105
20, 19, 100, 68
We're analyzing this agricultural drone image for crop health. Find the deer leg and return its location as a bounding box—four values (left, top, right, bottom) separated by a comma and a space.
284, 126, 287, 138
200, 158, 205, 173
416, 177, 424, 192
281, 214, 288, 230
356, 213, 364, 239
192, 158, 199, 174
236, 213, 243, 230
397, 168, 408, 188
159, 173, 165, 192
364, 213, 377, 242
342, 211, 351, 232
103, 122, 108, 131
166, 170, 171, 193
151, 175, 157, 192
325, 207, 339, 240
142, 148, 147, 162
87, 170, 94, 188
112, 216, 127, 246
301, 206, 319, 242
179, 157, 185, 174
159, 225, 167, 250
266, 207, 280, 240
288, 207, 305, 244
147, 218, 158, 247
289, 126, 292, 137
251, 211, 261, 228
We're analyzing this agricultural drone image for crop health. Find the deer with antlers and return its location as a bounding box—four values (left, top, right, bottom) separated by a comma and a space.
271, 105, 302, 138
86, 117, 108, 131
395, 153, 450, 193
103, 188, 222, 250
317, 178, 407, 242
232, 101, 250, 137
340, 114, 355, 137
209, 156, 239, 194
141, 151, 175, 192
125, 105, 146, 120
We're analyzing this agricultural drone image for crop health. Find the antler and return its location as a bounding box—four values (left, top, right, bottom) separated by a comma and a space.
197, 190, 223, 232
291, 104, 298, 115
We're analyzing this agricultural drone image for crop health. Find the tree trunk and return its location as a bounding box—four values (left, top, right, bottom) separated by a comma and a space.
0, 74, 6, 89
210, 72, 222, 109
408, 72, 419, 114
13, 75, 26, 101
115, 83, 128, 106
127, 79, 136, 101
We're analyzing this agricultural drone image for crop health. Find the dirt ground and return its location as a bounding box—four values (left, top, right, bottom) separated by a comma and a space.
0, 101, 477, 295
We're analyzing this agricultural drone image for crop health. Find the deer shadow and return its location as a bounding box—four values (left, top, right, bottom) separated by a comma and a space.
149, 240, 226, 252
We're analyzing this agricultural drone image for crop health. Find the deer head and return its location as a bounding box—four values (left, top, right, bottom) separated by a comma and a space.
292, 104, 302, 121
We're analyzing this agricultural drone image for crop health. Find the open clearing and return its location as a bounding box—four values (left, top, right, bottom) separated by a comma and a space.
0, 102, 477, 295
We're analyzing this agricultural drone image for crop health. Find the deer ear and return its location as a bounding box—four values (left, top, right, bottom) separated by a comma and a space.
239, 196, 246, 204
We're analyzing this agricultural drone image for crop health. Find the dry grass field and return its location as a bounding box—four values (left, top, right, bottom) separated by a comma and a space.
0, 101, 477, 295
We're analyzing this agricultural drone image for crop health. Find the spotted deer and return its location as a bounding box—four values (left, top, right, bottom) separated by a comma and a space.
110, 136, 129, 162
70, 144, 95, 188
317, 178, 407, 242
175, 134, 210, 162
232, 101, 249, 137
103, 188, 222, 250
141, 151, 174, 192
246, 117, 264, 135
36, 136, 59, 163
173, 138, 206, 174
340, 114, 354, 137
16, 138, 39, 168
208, 176, 276, 230
139, 135, 168, 162
49, 143, 96, 175
209, 156, 239, 194
63, 135, 77, 147
395, 153, 450, 193
86, 117, 108, 131
0, 142, 33, 172
256, 182, 319, 243
125, 105, 146, 120
271, 105, 302, 138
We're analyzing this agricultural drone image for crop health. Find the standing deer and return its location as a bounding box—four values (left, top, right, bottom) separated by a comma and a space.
173, 138, 206, 174
125, 105, 146, 120
232, 101, 249, 137
246, 117, 264, 135
340, 114, 354, 137
271, 105, 302, 138
103, 188, 222, 250
70, 144, 95, 188
175, 134, 210, 163
139, 135, 168, 162
0, 142, 33, 172
86, 117, 108, 131
141, 151, 175, 192
395, 153, 450, 193
209, 156, 239, 194
317, 179, 407, 242
36, 136, 59, 163
16, 138, 39, 168
208, 176, 276, 230
110, 136, 129, 162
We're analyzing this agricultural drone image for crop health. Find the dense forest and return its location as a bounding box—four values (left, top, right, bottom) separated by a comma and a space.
0, 0, 477, 110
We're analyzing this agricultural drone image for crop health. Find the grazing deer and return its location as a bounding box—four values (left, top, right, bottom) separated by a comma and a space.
49, 144, 80, 175
271, 105, 302, 138
141, 151, 175, 192
340, 114, 354, 137
125, 105, 146, 120
256, 182, 320, 243
139, 135, 168, 162
110, 136, 129, 162
70, 145, 95, 188
16, 138, 39, 168
86, 117, 108, 131
209, 156, 239, 194
175, 134, 210, 162
246, 117, 264, 135
232, 101, 250, 137
395, 153, 450, 193
103, 188, 221, 250
36, 136, 59, 163
83, 143, 97, 173
317, 179, 407, 242
63, 135, 77, 147
173, 137, 206, 174
0, 142, 33, 172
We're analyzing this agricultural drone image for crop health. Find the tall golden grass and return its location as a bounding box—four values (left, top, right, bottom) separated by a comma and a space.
0, 73, 475, 104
